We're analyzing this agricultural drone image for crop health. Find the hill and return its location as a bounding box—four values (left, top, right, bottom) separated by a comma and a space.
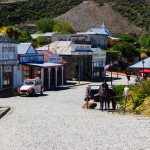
55, 1, 141, 36
0, 0, 149, 35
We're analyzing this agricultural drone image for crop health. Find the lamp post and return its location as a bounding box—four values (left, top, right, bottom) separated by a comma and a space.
142, 59, 145, 77
110, 61, 113, 86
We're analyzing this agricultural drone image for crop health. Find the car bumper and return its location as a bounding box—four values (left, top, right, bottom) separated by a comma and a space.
18, 92, 30, 96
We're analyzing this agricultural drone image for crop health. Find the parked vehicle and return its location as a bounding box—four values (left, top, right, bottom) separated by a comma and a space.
17, 77, 44, 96
84, 84, 116, 110
84, 85, 100, 102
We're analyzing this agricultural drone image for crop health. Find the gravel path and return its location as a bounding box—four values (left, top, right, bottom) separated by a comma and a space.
0, 78, 150, 150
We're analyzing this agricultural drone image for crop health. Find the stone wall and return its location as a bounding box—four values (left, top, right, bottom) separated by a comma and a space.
61, 55, 92, 80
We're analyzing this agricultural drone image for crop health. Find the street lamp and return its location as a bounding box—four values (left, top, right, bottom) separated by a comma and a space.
110, 61, 113, 86
142, 59, 145, 77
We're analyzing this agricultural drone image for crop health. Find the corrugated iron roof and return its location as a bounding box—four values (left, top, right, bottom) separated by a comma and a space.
37, 50, 67, 64
37, 41, 72, 55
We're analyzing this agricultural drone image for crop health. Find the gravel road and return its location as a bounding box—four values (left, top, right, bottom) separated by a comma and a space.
0, 76, 150, 150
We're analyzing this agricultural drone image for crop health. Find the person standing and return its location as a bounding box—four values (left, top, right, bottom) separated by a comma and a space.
123, 85, 130, 112
126, 71, 130, 84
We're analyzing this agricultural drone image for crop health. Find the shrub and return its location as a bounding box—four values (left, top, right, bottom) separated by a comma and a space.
114, 85, 125, 96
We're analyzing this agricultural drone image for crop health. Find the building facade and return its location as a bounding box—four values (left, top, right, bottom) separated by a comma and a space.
0, 40, 18, 93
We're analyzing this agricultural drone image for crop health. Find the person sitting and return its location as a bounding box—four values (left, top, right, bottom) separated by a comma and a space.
82, 99, 97, 109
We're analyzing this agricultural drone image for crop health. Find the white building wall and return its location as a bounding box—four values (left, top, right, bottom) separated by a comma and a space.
13, 65, 23, 88
13, 66, 17, 88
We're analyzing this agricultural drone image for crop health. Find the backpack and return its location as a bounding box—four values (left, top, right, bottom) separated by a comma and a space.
99, 84, 109, 97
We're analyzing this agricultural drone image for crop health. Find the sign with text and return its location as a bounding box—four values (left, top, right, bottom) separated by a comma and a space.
19, 54, 44, 63
92, 51, 106, 60
49, 54, 62, 63
0, 43, 18, 61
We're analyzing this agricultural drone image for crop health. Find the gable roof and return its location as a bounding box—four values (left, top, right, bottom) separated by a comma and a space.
18, 43, 37, 54
88, 28, 110, 36
37, 50, 67, 63
129, 57, 150, 68
36, 41, 72, 55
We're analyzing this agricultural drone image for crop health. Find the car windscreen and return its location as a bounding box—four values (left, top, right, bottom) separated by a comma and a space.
23, 81, 35, 85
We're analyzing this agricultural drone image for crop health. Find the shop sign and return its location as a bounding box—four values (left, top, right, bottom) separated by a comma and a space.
20, 54, 43, 63
0, 60, 18, 65
49, 54, 62, 63
0, 43, 18, 61
92, 51, 106, 60
4, 66, 11, 72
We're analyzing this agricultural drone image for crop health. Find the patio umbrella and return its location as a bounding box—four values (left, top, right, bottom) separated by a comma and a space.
139, 69, 150, 73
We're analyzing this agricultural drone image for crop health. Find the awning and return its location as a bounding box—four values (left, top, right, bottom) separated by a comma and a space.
25, 62, 63, 68
139, 69, 150, 73
129, 57, 150, 68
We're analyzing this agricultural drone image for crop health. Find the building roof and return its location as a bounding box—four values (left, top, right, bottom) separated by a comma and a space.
0, 32, 4, 36
26, 62, 63, 68
37, 50, 67, 63
129, 57, 150, 68
88, 28, 110, 35
37, 41, 93, 56
18, 43, 37, 54
18, 43, 31, 54
31, 32, 54, 39
37, 41, 73, 55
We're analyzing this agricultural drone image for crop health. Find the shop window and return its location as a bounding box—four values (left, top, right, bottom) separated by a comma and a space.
22, 65, 29, 81
3, 72, 11, 86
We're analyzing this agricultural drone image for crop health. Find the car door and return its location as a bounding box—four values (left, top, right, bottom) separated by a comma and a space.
34, 81, 39, 93
36, 80, 41, 93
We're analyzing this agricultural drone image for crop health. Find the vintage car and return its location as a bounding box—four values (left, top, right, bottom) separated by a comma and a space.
17, 77, 44, 96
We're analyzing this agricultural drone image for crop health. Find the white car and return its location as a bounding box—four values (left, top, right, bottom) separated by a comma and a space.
17, 78, 44, 96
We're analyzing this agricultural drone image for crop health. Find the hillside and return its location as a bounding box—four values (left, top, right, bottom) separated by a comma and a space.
0, 0, 149, 35
55, 1, 141, 36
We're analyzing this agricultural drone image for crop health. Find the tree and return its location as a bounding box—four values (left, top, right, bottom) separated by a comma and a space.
53, 20, 75, 34
19, 29, 32, 42
111, 42, 139, 61
36, 36, 48, 46
145, 36, 150, 50
36, 18, 57, 33
138, 32, 148, 48
118, 34, 136, 43
6, 26, 20, 41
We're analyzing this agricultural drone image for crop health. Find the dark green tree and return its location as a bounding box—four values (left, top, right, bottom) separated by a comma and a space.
36, 18, 57, 33
36, 36, 48, 46
6, 26, 20, 41
111, 42, 139, 61
19, 29, 32, 42
53, 20, 75, 34
118, 34, 136, 43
